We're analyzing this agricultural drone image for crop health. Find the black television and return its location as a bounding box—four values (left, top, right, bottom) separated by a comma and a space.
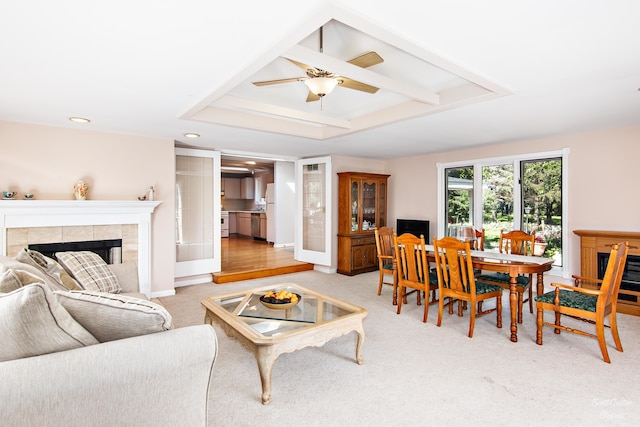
396, 219, 430, 242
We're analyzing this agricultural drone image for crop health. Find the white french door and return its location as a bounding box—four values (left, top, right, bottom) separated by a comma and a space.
175, 148, 221, 279
295, 156, 332, 266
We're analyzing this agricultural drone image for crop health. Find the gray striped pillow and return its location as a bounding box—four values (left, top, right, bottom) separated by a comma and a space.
56, 251, 121, 293
55, 290, 173, 342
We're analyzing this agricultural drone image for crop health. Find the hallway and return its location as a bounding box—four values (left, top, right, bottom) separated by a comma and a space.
212, 236, 313, 283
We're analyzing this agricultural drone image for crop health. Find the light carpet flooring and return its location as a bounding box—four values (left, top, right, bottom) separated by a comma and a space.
156, 271, 640, 427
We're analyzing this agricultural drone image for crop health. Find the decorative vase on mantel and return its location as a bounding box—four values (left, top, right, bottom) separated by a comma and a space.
73, 180, 88, 200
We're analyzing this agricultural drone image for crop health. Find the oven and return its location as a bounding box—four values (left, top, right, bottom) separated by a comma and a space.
221, 211, 229, 238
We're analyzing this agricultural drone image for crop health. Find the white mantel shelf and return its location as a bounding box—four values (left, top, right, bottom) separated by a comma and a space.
0, 199, 160, 217
0, 200, 161, 297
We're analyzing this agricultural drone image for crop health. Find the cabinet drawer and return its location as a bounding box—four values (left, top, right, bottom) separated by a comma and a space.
351, 236, 376, 246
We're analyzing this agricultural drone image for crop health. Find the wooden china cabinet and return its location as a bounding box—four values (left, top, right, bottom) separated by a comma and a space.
337, 172, 390, 276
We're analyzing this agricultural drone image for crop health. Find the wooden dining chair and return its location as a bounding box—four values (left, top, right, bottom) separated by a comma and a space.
476, 229, 536, 323
535, 242, 629, 363
374, 226, 398, 305
472, 228, 485, 250
433, 236, 503, 338
394, 232, 437, 322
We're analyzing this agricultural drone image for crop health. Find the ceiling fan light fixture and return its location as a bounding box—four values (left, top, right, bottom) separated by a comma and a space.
304, 77, 339, 97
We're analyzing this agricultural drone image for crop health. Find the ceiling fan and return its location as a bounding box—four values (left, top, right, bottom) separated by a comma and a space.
252, 26, 384, 102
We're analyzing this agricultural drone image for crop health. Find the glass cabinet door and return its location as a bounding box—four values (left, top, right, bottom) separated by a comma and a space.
351, 180, 359, 231
362, 181, 376, 231
378, 181, 386, 228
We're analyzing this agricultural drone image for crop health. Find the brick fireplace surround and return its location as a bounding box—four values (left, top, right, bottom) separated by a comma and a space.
0, 200, 160, 297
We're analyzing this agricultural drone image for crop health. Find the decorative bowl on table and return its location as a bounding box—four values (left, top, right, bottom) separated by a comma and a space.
259, 290, 301, 310
3, 191, 17, 199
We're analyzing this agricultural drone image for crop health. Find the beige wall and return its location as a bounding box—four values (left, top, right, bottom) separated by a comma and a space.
3, 119, 638, 284
386, 125, 640, 277
0, 121, 176, 295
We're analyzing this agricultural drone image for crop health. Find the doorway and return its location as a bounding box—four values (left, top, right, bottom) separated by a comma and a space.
217, 154, 308, 282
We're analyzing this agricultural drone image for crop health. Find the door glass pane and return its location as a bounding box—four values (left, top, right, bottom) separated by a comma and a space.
482, 164, 514, 250
445, 166, 473, 238
176, 154, 214, 262
522, 158, 562, 265
302, 163, 325, 252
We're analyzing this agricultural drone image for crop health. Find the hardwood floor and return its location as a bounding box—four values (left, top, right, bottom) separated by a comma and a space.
212, 236, 313, 284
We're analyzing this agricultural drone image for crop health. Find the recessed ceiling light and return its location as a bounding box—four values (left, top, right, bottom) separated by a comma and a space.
69, 117, 91, 123
183, 132, 200, 138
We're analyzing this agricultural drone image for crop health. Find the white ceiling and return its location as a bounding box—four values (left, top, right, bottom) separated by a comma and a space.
1, 0, 639, 161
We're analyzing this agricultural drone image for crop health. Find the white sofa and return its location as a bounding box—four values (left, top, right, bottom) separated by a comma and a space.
0, 324, 218, 426
0, 253, 218, 426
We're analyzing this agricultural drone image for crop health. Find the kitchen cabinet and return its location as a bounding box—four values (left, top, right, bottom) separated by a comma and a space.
337, 172, 390, 275
229, 212, 237, 234
237, 212, 252, 237
241, 177, 254, 200
224, 178, 241, 199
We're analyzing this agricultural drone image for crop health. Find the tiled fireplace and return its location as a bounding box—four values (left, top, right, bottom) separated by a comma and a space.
0, 200, 160, 297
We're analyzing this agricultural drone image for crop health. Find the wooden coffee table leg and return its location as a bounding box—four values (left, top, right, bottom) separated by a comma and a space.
355, 326, 365, 365
255, 346, 278, 405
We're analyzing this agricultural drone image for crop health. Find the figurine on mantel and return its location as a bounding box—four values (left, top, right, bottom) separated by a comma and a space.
138, 186, 155, 201
73, 180, 88, 200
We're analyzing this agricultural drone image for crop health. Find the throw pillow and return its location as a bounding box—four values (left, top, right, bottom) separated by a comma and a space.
56, 251, 121, 294
54, 290, 173, 342
15, 248, 82, 291
0, 265, 44, 293
0, 283, 99, 362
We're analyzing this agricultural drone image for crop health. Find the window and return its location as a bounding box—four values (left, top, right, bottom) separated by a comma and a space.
438, 149, 569, 275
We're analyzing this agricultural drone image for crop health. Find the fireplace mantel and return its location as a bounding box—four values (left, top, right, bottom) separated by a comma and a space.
0, 200, 161, 297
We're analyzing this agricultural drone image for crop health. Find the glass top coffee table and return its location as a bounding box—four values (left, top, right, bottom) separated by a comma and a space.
201, 283, 367, 404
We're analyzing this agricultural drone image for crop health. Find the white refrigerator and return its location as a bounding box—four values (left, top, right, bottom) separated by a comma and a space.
266, 183, 275, 244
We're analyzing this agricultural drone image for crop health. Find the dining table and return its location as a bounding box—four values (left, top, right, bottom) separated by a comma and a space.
425, 245, 554, 342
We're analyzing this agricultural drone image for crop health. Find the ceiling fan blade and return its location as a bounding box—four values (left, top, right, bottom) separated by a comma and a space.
338, 77, 379, 94
348, 51, 384, 68
286, 58, 315, 73
306, 91, 321, 102
252, 77, 304, 87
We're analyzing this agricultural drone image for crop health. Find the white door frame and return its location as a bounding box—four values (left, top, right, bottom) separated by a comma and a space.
295, 156, 332, 266
174, 147, 221, 281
